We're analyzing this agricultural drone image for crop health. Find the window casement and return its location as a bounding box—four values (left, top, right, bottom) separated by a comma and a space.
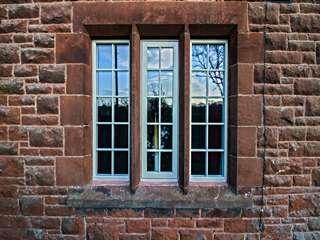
92, 39, 227, 182
92, 40, 130, 180
141, 40, 179, 180
190, 40, 228, 182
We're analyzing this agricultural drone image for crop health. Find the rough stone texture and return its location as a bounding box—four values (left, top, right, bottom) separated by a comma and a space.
29, 128, 63, 147
0, 1, 319, 239
19, 196, 43, 216
37, 96, 58, 114
39, 65, 65, 83
0, 45, 19, 64
21, 48, 54, 64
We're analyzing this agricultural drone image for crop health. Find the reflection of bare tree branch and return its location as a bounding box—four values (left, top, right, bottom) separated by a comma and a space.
192, 45, 224, 96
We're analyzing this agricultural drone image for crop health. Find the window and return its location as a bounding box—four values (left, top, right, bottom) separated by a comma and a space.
141, 41, 179, 180
190, 40, 228, 181
92, 39, 227, 182
92, 40, 130, 180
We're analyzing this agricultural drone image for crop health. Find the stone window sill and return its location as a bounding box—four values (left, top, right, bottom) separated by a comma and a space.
67, 185, 252, 210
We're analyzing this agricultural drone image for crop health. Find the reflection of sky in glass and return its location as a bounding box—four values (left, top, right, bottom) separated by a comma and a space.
160, 71, 173, 96
147, 47, 160, 69
97, 45, 112, 69
191, 72, 206, 96
147, 71, 159, 96
209, 44, 224, 70
161, 48, 173, 69
115, 71, 129, 96
98, 71, 112, 95
192, 44, 207, 70
208, 71, 224, 97
116, 45, 129, 69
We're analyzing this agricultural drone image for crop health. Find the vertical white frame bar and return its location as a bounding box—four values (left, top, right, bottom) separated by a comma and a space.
189, 40, 228, 182
92, 40, 130, 181
141, 40, 179, 181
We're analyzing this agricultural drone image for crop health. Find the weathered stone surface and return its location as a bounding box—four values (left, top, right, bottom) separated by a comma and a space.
0, 45, 19, 63
0, 20, 27, 33
249, 3, 279, 24
26, 166, 54, 186
282, 65, 310, 78
34, 34, 54, 48
289, 142, 320, 157
20, 196, 43, 216
37, 96, 58, 114
265, 107, 294, 126
265, 175, 292, 187
295, 79, 320, 95
21, 48, 54, 64
87, 224, 119, 240
0, 143, 18, 155
39, 65, 65, 83
8, 4, 38, 19
14, 65, 37, 77
41, 4, 71, 24
254, 64, 280, 83
224, 219, 259, 233
9, 126, 28, 141
0, 107, 20, 124
0, 80, 24, 94
308, 218, 320, 231
311, 169, 320, 186
29, 128, 63, 147
9, 95, 34, 106
291, 15, 320, 33
306, 97, 320, 116
265, 33, 287, 50
26, 84, 51, 94
62, 218, 83, 235
0, 157, 23, 176
289, 194, 320, 217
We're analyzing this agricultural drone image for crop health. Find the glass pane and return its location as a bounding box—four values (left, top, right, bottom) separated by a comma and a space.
147, 152, 159, 172
114, 151, 128, 174
192, 125, 206, 149
161, 48, 173, 69
161, 152, 172, 172
147, 125, 159, 149
209, 44, 224, 70
161, 125, 172, 149
208, 152, 222, 175
161, 98, 172, 123
191, 72, 206, 97
147, 98, 159, 122
160, 71, 173, 96
192, 44, 207, 70
97, 151, 111, 174
208, 98, 223, 123
97, 45, 112, 69
115, 44, 129, 69
208, 126, 222, 149
115, 71, 129, 96
97, 98, 112, 122
147, 47, 160, 69
98, 125, 111, 148
208, 71, 224, 97
97, 71, 112, 96
147, 71, 159, 96
191, 152, 205, 175
191, 98, 206, 123
114, 98, 128, 122
114, 124, 128, 148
